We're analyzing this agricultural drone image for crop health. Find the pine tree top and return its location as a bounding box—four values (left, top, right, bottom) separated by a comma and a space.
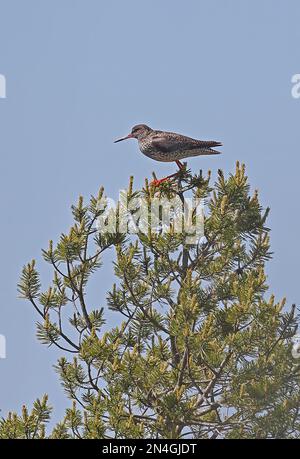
7, 162, 299, 439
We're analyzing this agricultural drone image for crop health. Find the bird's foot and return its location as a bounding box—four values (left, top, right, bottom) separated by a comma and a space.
150, 170, 183, 187
150, 177, 171, 187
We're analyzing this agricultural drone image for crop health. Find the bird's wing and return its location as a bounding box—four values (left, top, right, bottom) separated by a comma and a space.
151, 133, 221, 152
151, 133, 197, 153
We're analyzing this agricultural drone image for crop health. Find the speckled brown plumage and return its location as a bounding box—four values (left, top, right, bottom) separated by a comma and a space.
114, 124, 222, 186
114, 124, 222, 162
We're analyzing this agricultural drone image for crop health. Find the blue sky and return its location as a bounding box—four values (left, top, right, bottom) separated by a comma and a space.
0, 0, 299, 425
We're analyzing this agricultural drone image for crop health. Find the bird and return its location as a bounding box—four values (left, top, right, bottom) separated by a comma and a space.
114, 124, 222, 186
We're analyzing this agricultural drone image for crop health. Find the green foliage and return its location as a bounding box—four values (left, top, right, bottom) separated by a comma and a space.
0, 395, 51, 439
3, 162, 299, 439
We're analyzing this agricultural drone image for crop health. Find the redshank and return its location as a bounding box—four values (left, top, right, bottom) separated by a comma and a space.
114, 124, 222, 186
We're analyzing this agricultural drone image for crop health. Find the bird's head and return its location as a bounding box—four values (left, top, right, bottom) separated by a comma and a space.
114, 124, 152, 143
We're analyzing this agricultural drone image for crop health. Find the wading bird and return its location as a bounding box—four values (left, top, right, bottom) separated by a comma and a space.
114, 124, 222, 186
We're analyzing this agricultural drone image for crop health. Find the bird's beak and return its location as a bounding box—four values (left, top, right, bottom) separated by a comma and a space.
114, 133, 133, 143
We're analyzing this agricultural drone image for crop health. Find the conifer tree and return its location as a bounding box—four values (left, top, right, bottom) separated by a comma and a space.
2, 162, 299, 439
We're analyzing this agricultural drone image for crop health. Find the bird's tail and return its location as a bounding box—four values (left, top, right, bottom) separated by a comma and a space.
201, 140, 222, 148
202, 148, 222, 155
196, 140, 222, 155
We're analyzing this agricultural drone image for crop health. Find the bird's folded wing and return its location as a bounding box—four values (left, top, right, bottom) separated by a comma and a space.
151, 134, 196, 153
151, 134, 221, 152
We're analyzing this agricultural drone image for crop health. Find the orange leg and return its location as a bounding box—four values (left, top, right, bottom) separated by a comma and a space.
176, 160, 184, 170
151, 160, 184, 187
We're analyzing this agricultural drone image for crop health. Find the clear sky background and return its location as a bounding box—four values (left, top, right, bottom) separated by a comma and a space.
0, 0, 299, 425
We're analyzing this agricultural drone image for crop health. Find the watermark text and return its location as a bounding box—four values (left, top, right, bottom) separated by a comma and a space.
0, 74, 6, 98
0, 334, 6, 359
291, 74, 300, 99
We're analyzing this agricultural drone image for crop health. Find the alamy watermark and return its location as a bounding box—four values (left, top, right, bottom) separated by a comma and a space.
0, 74, 6, 98
291, 74, 300, 99
95, 191, 204, 245
0, 334, 6, 359
292, 334, 300, 359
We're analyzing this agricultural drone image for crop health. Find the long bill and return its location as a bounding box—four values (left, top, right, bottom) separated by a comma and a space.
114, 133, 133, 143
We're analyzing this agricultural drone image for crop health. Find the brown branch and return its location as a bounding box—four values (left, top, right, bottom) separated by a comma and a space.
196, 351, 233, 408
29, 295, 79, 351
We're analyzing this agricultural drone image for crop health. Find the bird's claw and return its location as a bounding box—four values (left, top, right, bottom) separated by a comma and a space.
150, 178, 168, 187
150, 172, 182, 187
